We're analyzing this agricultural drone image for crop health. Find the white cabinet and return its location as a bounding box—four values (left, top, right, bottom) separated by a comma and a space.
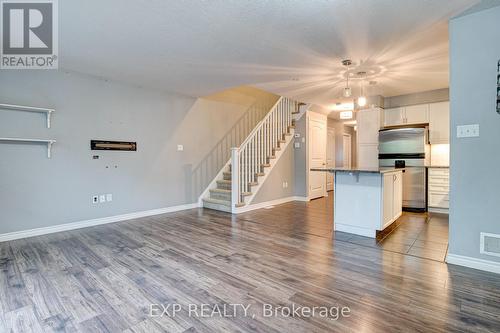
357, 108, 382, 144
404, 104, 429, 124
357, 108, 381, 169
428, 168, 450, 213
429, 102, 450, 144
383, 104, 430, 127
383, 107, 404, 127
358, 144, 379, 169
382, 171, 403, 229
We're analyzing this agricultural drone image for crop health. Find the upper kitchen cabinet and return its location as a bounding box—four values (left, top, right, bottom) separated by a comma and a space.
429, 102, 450, 144
404, 104, 429, 124
383, 107, 404, 127
383, 104, 429, 127
357, 108, 382, 144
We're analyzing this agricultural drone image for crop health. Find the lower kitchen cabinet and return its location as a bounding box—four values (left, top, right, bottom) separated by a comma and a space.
428, 167, 450, 213
382, 171, 403, 229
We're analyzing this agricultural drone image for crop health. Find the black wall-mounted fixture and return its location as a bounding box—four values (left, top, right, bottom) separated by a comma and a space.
497, 60, 500, 114
91, 140, 137, 151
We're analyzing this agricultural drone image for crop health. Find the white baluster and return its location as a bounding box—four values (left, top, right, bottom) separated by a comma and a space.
231, 148, 239, 209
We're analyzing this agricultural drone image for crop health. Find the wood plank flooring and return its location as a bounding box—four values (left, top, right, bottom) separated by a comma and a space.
1, 196, 500, 332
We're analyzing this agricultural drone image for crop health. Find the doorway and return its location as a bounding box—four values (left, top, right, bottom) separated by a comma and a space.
326, 127, 336, 191
343, 134, 352, 168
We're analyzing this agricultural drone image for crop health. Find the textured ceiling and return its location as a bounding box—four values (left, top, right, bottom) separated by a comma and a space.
60, 0, 478, 107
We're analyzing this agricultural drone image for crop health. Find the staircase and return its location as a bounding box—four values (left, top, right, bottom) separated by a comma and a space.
202, 97, 305, 213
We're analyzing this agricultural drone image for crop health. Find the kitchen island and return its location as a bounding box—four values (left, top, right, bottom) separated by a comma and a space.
312, 168, 404, 238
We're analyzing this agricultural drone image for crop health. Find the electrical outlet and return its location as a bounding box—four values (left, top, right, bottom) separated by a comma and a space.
177, 144, 184, 151
294, 133, 300, 138
457, 124, 480, 138
92, 196, 99, 204
99, 195, 106, 203
106, 194, 113, 202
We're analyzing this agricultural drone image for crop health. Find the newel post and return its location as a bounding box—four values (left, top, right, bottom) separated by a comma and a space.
231, 147, 239, 212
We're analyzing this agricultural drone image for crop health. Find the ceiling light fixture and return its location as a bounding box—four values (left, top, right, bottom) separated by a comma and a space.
341, 59, 352, 98
357, 71, 367, 107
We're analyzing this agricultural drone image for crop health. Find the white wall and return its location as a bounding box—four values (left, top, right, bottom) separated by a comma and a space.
0, 71, 277, 234
449, 5, 500, 263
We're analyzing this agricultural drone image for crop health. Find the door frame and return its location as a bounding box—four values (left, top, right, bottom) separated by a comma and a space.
306, 111, 328, 200
326, 127, 336, 192
343, 133, 352, 168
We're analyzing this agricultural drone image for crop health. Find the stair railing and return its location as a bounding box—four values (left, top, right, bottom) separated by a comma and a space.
231, 97, 297, 208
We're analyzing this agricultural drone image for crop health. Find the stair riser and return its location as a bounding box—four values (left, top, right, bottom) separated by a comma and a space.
203, 201, 232, 213
211, 192, 231, 201
223, 173, 231, 181
217, 182, 231, 190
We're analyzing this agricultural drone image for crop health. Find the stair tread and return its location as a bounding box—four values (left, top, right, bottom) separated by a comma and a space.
241, 192, 252, 197
217, 180, 231, 184
261, 163, 271, 167
210, 188, 231, 194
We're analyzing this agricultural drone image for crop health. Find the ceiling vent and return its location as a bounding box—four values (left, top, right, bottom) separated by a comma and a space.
480, 232, 500, 257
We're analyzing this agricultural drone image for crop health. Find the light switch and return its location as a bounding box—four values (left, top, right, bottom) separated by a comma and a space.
294, 142, 300, 148
301, 137, 305, 143
177, 145, 184, 151
106, 194, 113, 202
457, 124, 480, 138
99, 195, 106, 203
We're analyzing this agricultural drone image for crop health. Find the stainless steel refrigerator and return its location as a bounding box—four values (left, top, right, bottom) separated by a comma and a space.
379, 128, 428, 211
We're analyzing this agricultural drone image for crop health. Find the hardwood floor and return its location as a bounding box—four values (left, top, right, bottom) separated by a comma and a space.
1, 197, 500, 332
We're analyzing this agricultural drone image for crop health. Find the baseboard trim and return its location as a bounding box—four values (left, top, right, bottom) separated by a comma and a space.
0, 203, 199, 243
446, 253, 500, 274
336, 223, 376, 238
234, 196, 307, 213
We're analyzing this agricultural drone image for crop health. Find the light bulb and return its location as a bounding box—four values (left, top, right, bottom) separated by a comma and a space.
357, 96, 367, 107
343, 87, 352, 98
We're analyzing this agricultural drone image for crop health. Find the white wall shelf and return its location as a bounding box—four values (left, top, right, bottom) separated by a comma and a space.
0, 103, 55, 128
0, 138, 56, 158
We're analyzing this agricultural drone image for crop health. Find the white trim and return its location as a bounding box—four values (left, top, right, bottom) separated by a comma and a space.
234, 196, 308, 214
293, 196, 310, 202
0, 203, 198, 243
446, 253, 500, 274
336, 223, 376, 238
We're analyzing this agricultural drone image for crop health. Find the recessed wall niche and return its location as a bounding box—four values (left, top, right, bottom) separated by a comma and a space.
497, 60, 500, 114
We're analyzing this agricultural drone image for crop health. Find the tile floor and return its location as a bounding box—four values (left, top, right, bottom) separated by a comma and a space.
335, 212, 449, 262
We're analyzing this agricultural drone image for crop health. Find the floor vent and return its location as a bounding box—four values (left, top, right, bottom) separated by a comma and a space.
480, 232, 500, 257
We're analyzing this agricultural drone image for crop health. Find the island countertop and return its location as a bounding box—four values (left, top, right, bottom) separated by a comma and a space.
311, 167, 405, 174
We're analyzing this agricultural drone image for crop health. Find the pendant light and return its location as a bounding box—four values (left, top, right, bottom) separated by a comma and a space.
341, 60, 352, 98
357, 71, 367, 107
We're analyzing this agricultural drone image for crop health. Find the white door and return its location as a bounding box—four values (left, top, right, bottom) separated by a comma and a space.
326, 128, 336, 191
343, 134, 352, 168
308, 114, 327, 199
